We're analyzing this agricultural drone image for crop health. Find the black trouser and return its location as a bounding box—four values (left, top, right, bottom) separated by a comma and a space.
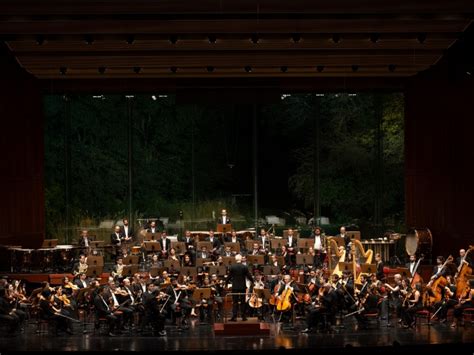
433, 299, 457, 320
232, 290, 246, 319
0, 314, 20, 333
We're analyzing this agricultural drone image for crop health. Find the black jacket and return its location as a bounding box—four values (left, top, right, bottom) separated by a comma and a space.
227, 263, 253, 291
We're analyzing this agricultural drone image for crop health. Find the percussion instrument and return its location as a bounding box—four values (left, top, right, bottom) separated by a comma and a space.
405, 228, 432, 257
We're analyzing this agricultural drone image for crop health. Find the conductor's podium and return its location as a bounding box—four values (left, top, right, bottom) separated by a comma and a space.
214, 318, 270, 336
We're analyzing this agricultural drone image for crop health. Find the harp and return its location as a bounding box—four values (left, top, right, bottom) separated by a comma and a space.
351, 239, 374, 286
327, 237, 346, 277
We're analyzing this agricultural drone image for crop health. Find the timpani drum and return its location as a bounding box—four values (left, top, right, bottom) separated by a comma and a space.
405, 228, 432, 257
132, 246, 141, 255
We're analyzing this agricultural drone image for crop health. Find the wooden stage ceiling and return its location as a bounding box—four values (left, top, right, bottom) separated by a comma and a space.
0, 0, 473, 91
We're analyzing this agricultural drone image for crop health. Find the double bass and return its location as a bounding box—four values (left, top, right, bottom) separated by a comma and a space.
455, 246, 474, 298
410, 255, 424, 288
425, 255, 453, 306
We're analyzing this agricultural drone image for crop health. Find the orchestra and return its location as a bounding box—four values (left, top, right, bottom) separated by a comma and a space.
0, 223, 472, 339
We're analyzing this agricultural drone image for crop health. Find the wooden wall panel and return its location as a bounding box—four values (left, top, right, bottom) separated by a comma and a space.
405, 67, 474, 261
0, 43, 44, 249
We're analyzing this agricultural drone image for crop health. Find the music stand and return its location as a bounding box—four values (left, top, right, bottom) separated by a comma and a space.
296, 254, 313, 265
217, 224, 232, 234
86, 265, 103, 278
181, 267, 197, 279
123, 256, 139, 265
359, 264, 377, 275
42, 239, 58, 248
149, 266, 166, 278
297, 239, 312, 250
196, 258, 212, 267
271, 239, 288, 250
143, 241, 161, 253
397, 267, 411, 278
86, 256, 104, 267
263, 265, 281, 275
76, 287, 90, 304
224, 242, 241, 253
247, 255, 264, 265
221, 257, 235, 267
262, 288, 272, 303
122, 265, 139, 277
347, 231, 361, 240
329, 236, 345, 247
209, 266, 227, 277
171, 241, 186, 255
90, 240, 104, 249
197, 241, 212, 251
164, 260, 181, 270
338, 262, 354, 273
192, 288, 212, 303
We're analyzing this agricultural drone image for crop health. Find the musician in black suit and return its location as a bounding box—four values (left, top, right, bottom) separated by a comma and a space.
78, 230, 93, 254
406, 254, 418, 277
227, 254, 253, 321
456, 248, 474, 270
430, 256, 448, 281
93, 286, 119, 336
179, 230, 196, 261
158, 231, 171, 259
146, 221, 160, 235
310, 226, 327, 268
375, 253, 386, 281
74, 273, 89, 289
206, 230, 221, 255
110, 226, 123, 259
218, 209, 231, 225
337, 226, 351, 262
120, 218, 134, 243
256, 228, 271, 253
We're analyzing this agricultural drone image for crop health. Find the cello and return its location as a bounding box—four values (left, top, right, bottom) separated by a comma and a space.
276, 285, 293, 312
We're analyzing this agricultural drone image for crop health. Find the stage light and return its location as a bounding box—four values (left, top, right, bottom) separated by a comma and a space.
332, 34, 341, 44
133, 67, 141, 74
351, 65, 359, 72
208, 35, 217, 44
315, 93, 325, 97
84, 35, 94, 45
126, 35, 135, 45
280, 66, 288, 73
388, 64, 396, 72
292, 34, 301, 43
417, 33, 427, 44
169, 35, 178, 44
244, 66, 252, 73
35, 35, 45, 45
92, 95, 105, 100
98, 66, 106, 74
158, 95, 168, 98
206, 66, 215, 72
370, 33, 380, 43
250, 34, 259, 44
170, 66, 178, 73
281, 94, 291, 100
467, 71, 472, 76
59, 67, 67, 75
151, 95, 157, 101
125, 95, 134, 99
316, 65, 325, 72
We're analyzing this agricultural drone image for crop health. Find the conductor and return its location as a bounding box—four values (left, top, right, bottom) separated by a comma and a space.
227, 254, 253, 321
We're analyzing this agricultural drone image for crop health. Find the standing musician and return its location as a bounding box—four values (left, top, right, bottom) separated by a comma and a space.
256, 228, 271, 254
406, 254, 418, 278
78, 230, 92, 255
337, 226, 351, 262
311, 226, 327, 268
286, 229, 298, 264
158, 231, 171, 260
179, 230, 196, 261
384, 273, 403, 322
227, 254, 253, 321
120, 218, 134, 243
375, 253, 386, 282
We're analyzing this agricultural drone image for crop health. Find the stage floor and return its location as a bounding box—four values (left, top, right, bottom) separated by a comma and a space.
0, 316, 472, 353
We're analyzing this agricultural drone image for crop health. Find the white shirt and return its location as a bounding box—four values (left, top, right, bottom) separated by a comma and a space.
288, 236, 293, 247
123, 226, 129, 237
81, 280, 87, 288
222, 216, 227, 224
111, 292, 119, 307
314, 236, 322, 251
409, 261, 416, 275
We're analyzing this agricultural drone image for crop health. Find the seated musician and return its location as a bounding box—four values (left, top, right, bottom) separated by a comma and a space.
223, 245, 236, 257
432, 275, 457, 323
452, 279, 474, 328
301, 283, 337, 333
93, 286, 120, 336
354, 284, 381, 329
164, 277, 192, 330
168, 247, 180, 262
39, 288, 73, 335
72, 254, 88, 277
275, 274, 299, 326
74, 272, 89, 289
269, 254, 282, 268
247, 272, 266, 321
250, 242, 265, 256
197, 276, 213, 323
111, 257, 125, 281
182, 253, 195, 267
121, 278, 139, 329
147, 253, 162, 270
225, 230, 244, 251
0, 287, 21, 335
197, 245, 210, 259
107, 281, 134, 330
279, 245, 292, 268
206, 230, 222, 257
401, 282, 423, 328
119, 247, 130, 259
